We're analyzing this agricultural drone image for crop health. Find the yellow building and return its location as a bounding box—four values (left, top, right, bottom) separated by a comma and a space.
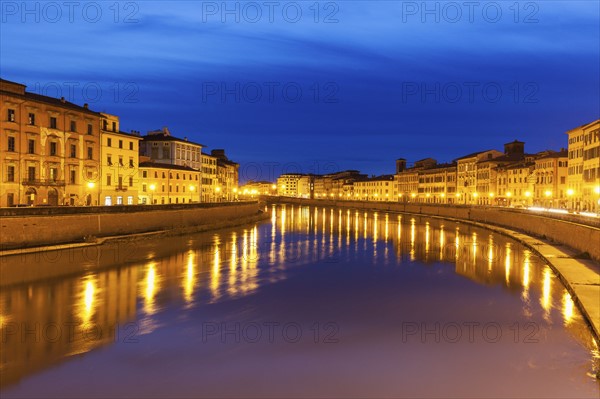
354, 175, 394, 201
276, 173, 311, 198
1, 78, 101, 207
201, 152, 218, 202
566, 119, 600, 212
417, 163, 457, 204
496, 161, 535, 207
239, 181, 277, 197
533, 150, 568, 208
99, 113, 142, 205
396, 158, 435, 202
138, 159, 200, 205
212, 149, 239, 202
140, 127, 203, 170
456, 149, 503, 205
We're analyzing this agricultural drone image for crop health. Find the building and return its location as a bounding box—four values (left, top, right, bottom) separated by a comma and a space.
99, 113, 142, 205
354, 175, 395, 201
417, 163, 457, 204
239, 181, 277, 197
276, 173, 312, 198
566, 119, 600, 212
201, 152, 218, 202
138, 157, 201, 205
455, 149, 503, 205
139, 127, 203, 170
1, 78, 101, 207
496, 160, 536, 207
212, 149, 239, 202
533, 150, 568, 208
312, 170, 365, 199
396, 158, 435, 202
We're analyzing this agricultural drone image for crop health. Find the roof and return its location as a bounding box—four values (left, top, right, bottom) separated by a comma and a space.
0, 87, 103, 116
565, 119, 600, 133
476, 153, 524, 164
139, 161, 199, 172
535, 150, 568, 160
454, 149, 500, 161
101, 129, 143, 139
143, 134, 205, 147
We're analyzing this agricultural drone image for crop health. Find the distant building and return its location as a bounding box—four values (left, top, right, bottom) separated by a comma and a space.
201, 152, 218, 202
239, 181, 276, 197
455, 149, 503, 205
0, 78, 102, 207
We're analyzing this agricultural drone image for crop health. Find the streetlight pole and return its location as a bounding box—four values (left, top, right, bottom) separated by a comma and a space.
149, 184, 156, 205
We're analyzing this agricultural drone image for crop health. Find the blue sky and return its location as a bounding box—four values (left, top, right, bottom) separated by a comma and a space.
1, 1, 598, 181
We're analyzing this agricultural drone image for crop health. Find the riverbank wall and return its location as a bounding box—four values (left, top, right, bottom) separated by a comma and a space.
0, 201, 265, 250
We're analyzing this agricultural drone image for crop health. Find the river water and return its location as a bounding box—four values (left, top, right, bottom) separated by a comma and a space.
1, 205, 599, 398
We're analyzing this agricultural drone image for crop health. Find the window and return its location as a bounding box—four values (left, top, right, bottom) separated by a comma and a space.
7, 193, 14, 207
129, 142, 134, 150
70, 144, 77, 158
87, 147, 93, 160
142, 184, 147, 192
50, 117, 57, 129
129, 158, 134, 167
127, 196, 133, 205
107, 156, 112, 165
28, 113, 35, 125
7, 136, 15, 152
28, 139, 35, 154
70, 120, 77, 132
129, 176, 133, 187
112, 122, 116, 132
7, 109, 15, 122
50, 142, 57, 156
87, 124, 93, 135
142, 171, 147, 178
70, 170, 76, 184
105, 196, 112, 206
118, 156, 123, 166
118, 140, 123, 149
162, 147, 169, 159
107, 138, 112, 147
116, 196, 123, 205
103, 120, 108, 130
107, 175, 112, 186
28, 167, 36, 181
7, 166, 15, 182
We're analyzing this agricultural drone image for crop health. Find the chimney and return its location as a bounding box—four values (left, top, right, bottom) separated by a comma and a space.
60, 97, 66, 103
184, 137, 188, 141
83, 103, 88, 109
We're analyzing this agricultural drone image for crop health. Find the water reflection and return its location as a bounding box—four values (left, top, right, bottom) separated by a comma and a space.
0, 204, 598, 392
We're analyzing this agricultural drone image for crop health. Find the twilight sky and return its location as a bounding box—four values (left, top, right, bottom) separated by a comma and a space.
1, 1, 598, 182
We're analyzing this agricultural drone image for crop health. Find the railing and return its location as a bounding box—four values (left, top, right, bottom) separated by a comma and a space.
22, 179, 66, 186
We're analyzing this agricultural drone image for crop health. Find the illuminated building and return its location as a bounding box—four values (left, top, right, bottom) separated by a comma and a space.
138, 156, 200, 204
354, 175, 394, 201
0, 78, 101, 207
455, 149, 503, 205
201, 152, 218, 202
566, 119, 600, 212
533, 150, 568, 208
99, 113, 142, 206
212, 149, 239, 202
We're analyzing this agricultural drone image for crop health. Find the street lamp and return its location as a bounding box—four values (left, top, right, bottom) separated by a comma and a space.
86, 182, 96, 206
544, 190, 552, 209
567, 188, 574, 211
189, 185, 195, 203
149, 184, 156, 205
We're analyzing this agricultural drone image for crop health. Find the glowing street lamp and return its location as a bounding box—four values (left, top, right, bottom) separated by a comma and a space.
189, 185, 195, 203
149, 184, 156, 204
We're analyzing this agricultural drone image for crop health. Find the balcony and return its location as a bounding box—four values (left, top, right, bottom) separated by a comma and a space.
115, 185, 128, 192
22, 178, 66, 186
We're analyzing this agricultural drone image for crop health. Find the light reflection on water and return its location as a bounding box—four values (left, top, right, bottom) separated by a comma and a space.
0, 204, 599, 397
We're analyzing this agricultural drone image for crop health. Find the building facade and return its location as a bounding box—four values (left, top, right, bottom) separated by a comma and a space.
567, 120, 600, 212
99, 113, 142, 205
138, 159, 201, 205
1, 78, 101, 207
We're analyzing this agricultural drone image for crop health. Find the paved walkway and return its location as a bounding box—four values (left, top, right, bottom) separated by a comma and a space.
470, 222, 600, 341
